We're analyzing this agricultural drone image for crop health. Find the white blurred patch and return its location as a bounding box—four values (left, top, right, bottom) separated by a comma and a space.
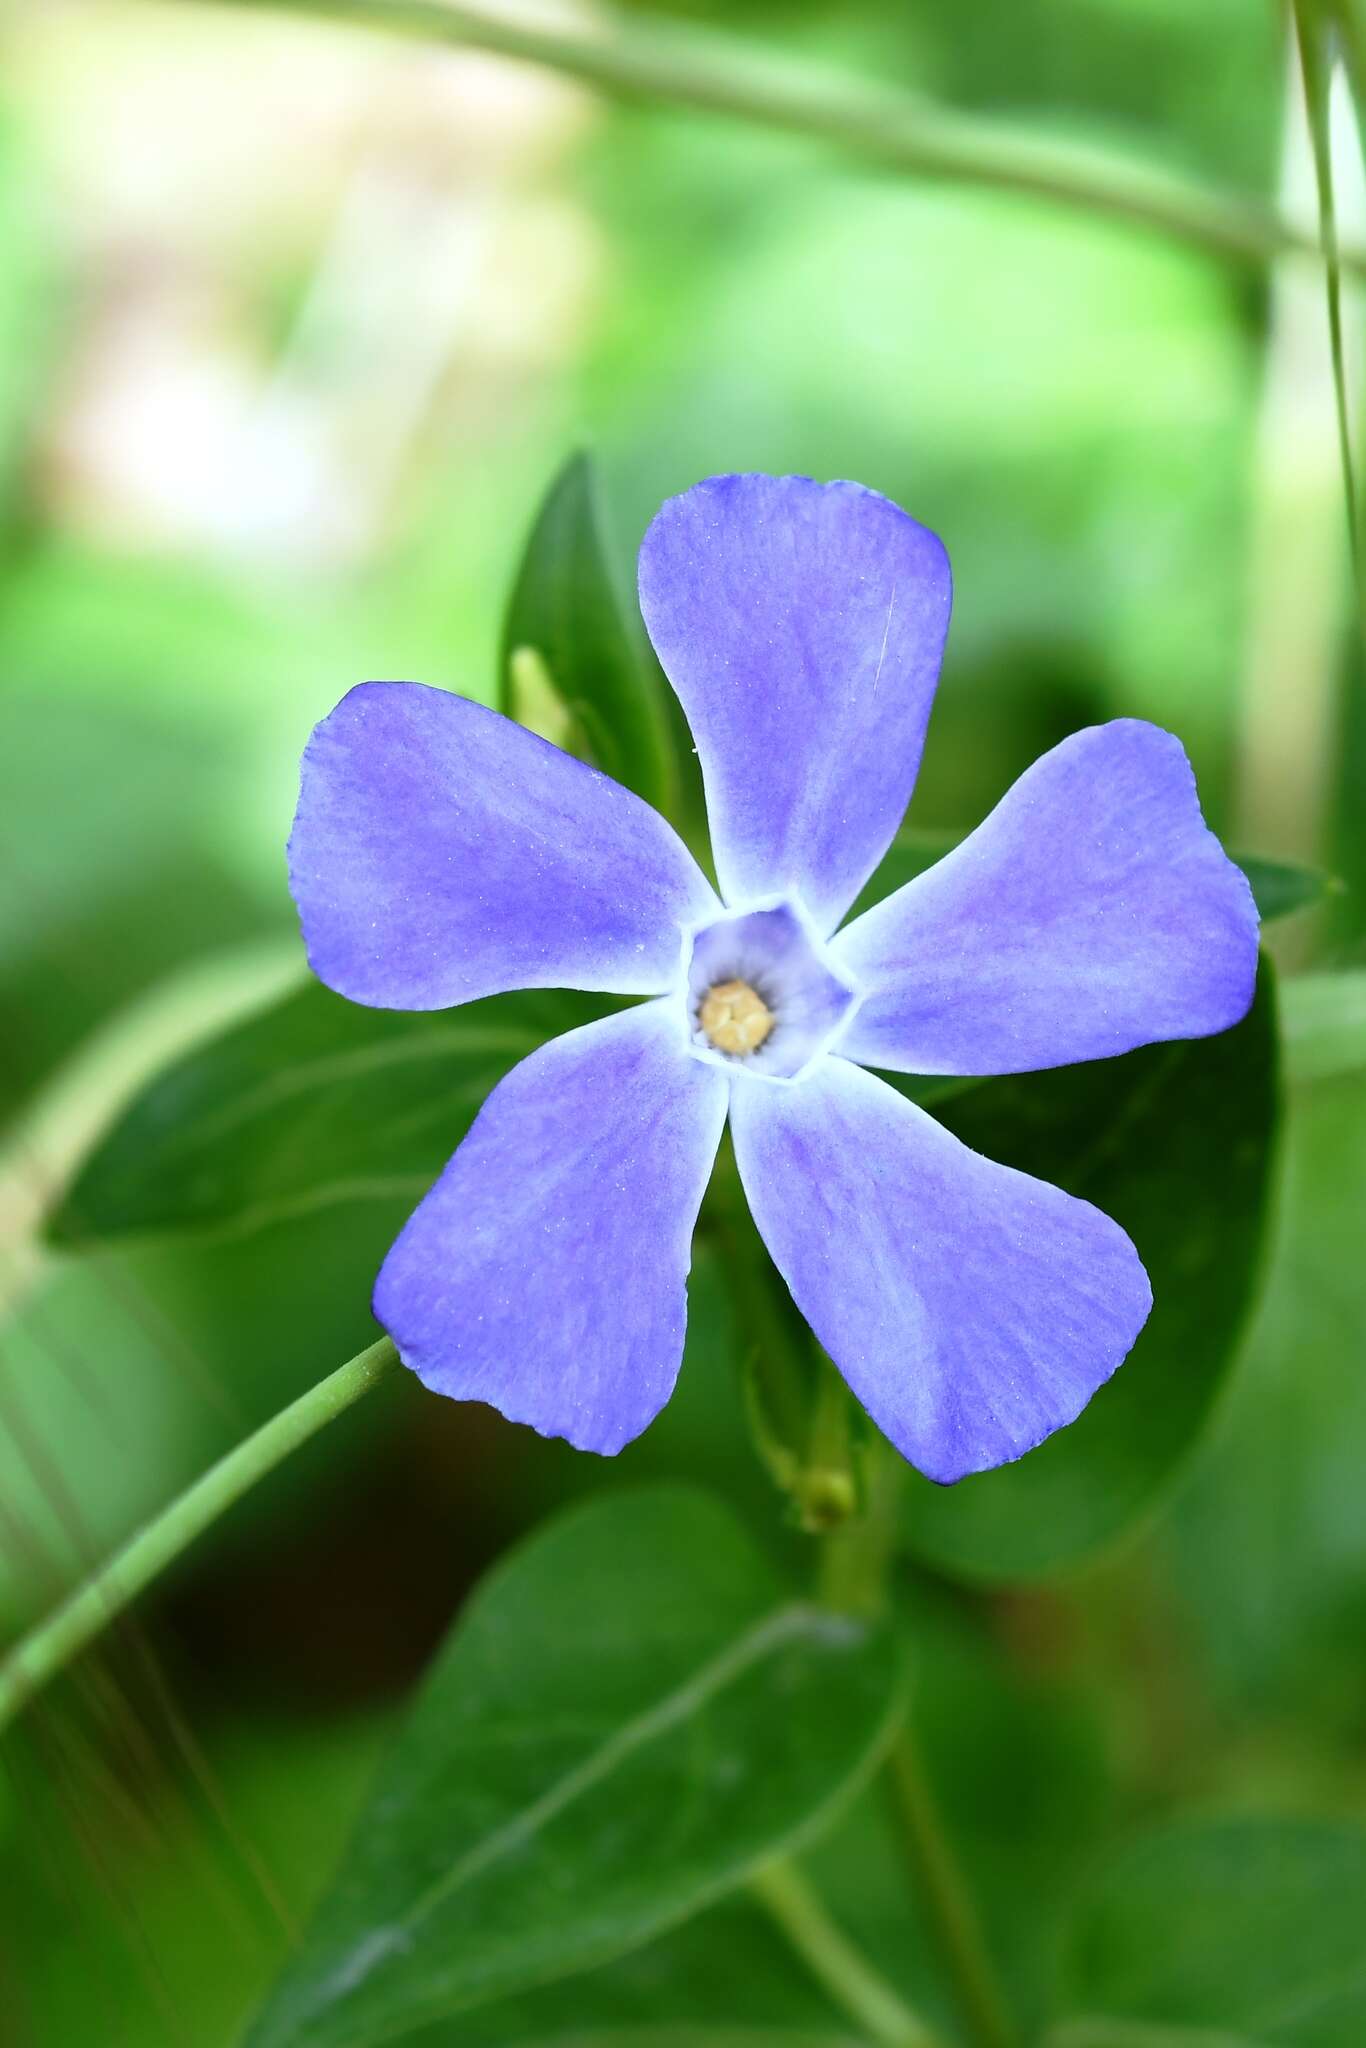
15, 2, 602, 568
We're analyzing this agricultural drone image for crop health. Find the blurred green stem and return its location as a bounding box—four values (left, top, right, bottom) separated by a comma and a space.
887, 1730, 1019, 2048
200, 0, 1361, 277
1233, 17, 1357, 924
0, 1336, 399, 1733
1293, 0, 1363, 596
815, 1427, 902, 1615
817, 1442, 1017, 2048
752, 1858, 946, 2048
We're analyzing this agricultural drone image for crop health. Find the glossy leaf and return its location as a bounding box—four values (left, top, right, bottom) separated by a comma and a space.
49, 980, 608, 1245
501, 452, 675, 814
1051, 1818, 1366, 2047
899, 962, 1280, 1581
246, 1486, 902, 2048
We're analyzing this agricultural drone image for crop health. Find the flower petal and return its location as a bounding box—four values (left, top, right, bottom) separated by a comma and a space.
834, 720, 1259, 1075
638, 474, 951, 932
373, 1001, 728, 1454
730, 1057, 1151, 1484
289, 682, 718, 1010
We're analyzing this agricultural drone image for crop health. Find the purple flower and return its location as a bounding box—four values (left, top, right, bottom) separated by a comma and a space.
287, 474, 1258, 1483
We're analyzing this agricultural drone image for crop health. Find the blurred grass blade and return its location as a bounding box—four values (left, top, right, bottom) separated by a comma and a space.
205, 0, 1366, 278
501, 451, 675, 813
245, 1487, 904, 2046
1293, 1, 1362, 588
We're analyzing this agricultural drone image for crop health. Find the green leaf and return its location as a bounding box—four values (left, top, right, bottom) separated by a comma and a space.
48, 980, 609, 1245
899, 962, 1280, 1581
398, 1895, 860, 2047
246, 1486, 902, 2048
1050, 1818, 1366, 2047
1280, 968, 1366, 1084
1235, 853, 1339, 925
501, 453, 675, 814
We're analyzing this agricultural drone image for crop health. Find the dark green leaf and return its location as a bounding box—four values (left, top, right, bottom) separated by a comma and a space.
400, 1895, 862, 2047
501, 453, 675, 814
1235, 853, 1339, 925
1051, 1818, 1366, 2047
246, 1486, 902, 2048
900, 962, 1280, 1581
49, 981, 609, 1245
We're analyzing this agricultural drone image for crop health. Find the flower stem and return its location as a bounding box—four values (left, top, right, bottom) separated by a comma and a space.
886, 1729, 1019, 2048
199, 0, 1356, 278
812, 1440, 1017, 2047
0, 1336, 400, 1733
815, 1428, 903, 1616
752, 1857, 946, 2048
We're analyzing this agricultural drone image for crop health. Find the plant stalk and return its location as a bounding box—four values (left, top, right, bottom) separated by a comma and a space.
752, 1857, 946, 2048
887, 1728, 1019, 2048
198, 0, 1361, 278
0, 1337, 400, 1733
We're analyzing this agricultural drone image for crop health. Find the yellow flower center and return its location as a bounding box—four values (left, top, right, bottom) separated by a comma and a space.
699, 978, 775, 1056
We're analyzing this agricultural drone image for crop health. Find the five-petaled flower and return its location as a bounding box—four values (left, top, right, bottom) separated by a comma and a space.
287, 473, 1258, 1483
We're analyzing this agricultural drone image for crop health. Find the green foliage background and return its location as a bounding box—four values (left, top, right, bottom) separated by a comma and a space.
1, 1, 1365, 2044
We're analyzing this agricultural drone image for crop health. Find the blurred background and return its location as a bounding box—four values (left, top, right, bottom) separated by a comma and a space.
1, 0, 1365, 2041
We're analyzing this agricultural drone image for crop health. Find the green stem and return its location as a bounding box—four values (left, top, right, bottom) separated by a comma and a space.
887, 1729, 1018, 2048
812, 1440, 1015, 2045
198, 0, 1359, 277
752, 1857, 946, 2048
0, 1337, 400, 1733
815, 1429, 903, 1617
801, 1353, 859, 1534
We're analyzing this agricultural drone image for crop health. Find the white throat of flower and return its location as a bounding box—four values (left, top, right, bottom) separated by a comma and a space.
681, 898, 861, 1081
